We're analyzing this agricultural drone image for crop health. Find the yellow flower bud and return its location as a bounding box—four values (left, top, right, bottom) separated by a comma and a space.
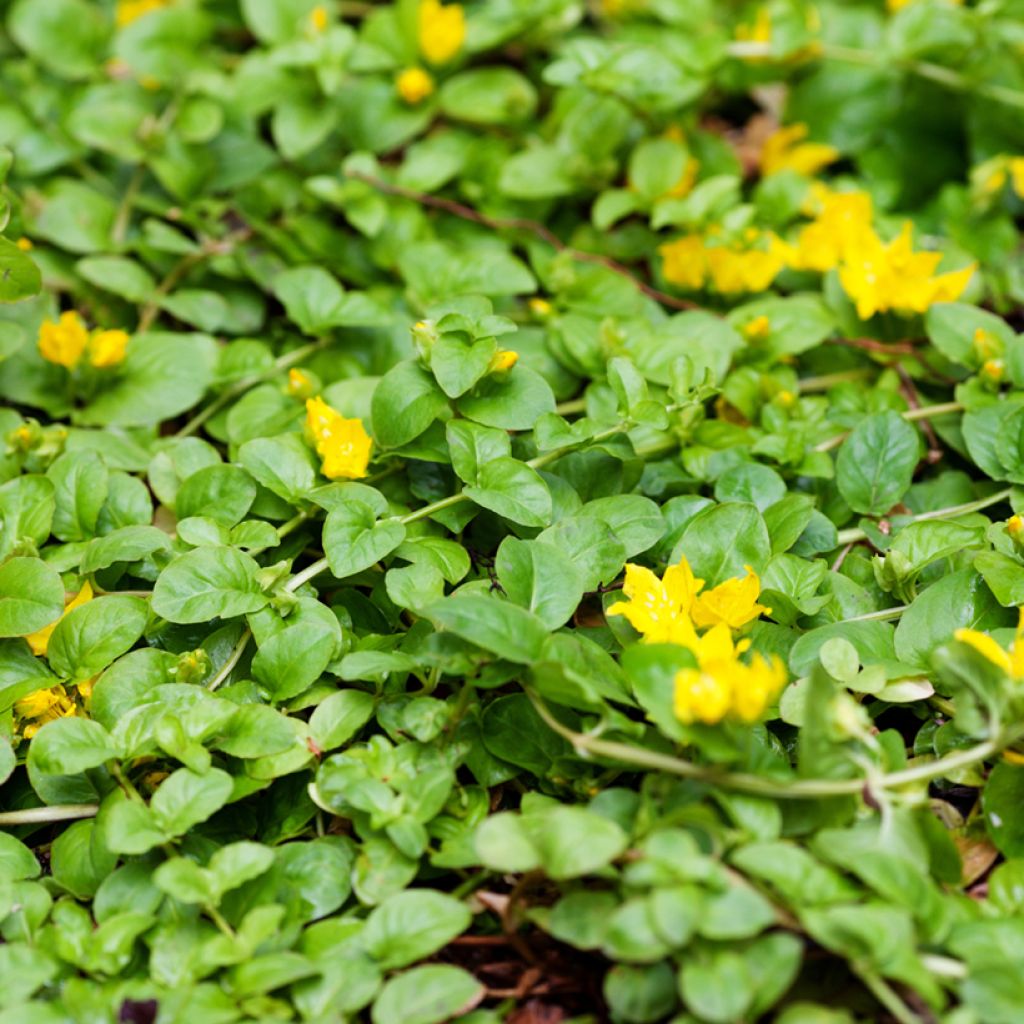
982, 358, 1005, 382
309, 4, 328, 32
15, 237, 32, 251
489, 350, 518, 373
396, 67, 435, 105
777, 389, 796, 408
529, 297, 553, 318
288, 367, 315, 399
1009, 515, 1024, 538
742, 315, 771, 341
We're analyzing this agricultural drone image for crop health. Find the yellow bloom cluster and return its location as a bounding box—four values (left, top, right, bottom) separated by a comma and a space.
418, 0, 465, 65
660, 230, 787, 295
774, 185, 974, 318
608, 555, 785, 725
305, 396, 373, 480
37, 312, 130, 370
16, 583, 95, 739
761, 124, 839, 178
115, 0, 171, 28
956, 609, 1024, 681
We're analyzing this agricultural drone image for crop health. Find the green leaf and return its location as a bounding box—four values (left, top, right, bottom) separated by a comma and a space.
150, 767, 233, 837
371, 360, 449, 448
76, 256, 156, 303
836, 411, 921, 515
456, 366, 556, 430
273, 266, 382, 334
80, 333, 218, 427
322, 501, 406, 579
438, 68, 537, 125
28, 717, 117, 775
8, 0, 109, 79
677, 502, 771, 584
371, 965, 483, 1024
0, 557, 64, 638
47, 450, 109, 542
426, 594, 549, 663
48, 596, 148, 680
238, 434, 318, 503
309, 690, 376, 752
152, 546, 269, 623
361, 890, 471, 970
894, 569, 1011, 669
495, 537, 584, 629
0, 237, 42, 303
463, 458, 552, 527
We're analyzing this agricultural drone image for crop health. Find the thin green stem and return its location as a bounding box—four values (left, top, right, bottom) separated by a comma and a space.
277, 510, 311, 539
208, 629, 250, 691
174, 338, 329, 439
112, 163, 146, 247
726, 39, 1024, 112
814, 402, 963, 453
555, 397, 587, 416
797, 369, 872, 392
526, 689, 1024, 800
0, 804, 99, 826
137, 250, 208, 334
836, 486, 1014, 546
838, 605, 907, 624
854, 968, 921, 1024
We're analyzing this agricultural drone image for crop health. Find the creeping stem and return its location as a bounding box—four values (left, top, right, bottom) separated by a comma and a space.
526, 688, 1024, 801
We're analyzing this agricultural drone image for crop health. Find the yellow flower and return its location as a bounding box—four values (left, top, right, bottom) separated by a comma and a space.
705, 241, 785, 294
660, 235, 707, 291
15, 237, 32, 251
25, 582, 94, 658
673, 623, 786, 724
955, 609, 1024, 680
692, 565, 771, 630
489, 350, 518, 373
760, 123, 839, 178
309, 4, 328, 32
396, 67, 435, 105
115, 0, 170, 27
418, 0, 465, 65
306, 396, 373, 479
89, 329, 130, 368
15, 685, 78, 739
1009, 515, 1024, 538
837, 222, 975, 320
784, 188, 874, 273
38, 312, 90, 369
741, 315, 771, 341
529, 298, 553, 318
607, 561, 703, 648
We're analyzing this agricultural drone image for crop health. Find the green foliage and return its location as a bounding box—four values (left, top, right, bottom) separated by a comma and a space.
4, 0, 1024, 1021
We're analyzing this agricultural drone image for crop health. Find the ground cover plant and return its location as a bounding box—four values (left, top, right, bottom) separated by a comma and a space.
6, 0, 1024, 1021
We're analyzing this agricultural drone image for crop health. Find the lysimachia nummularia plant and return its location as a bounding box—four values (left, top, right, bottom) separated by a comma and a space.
5, 0, 1024, 1021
